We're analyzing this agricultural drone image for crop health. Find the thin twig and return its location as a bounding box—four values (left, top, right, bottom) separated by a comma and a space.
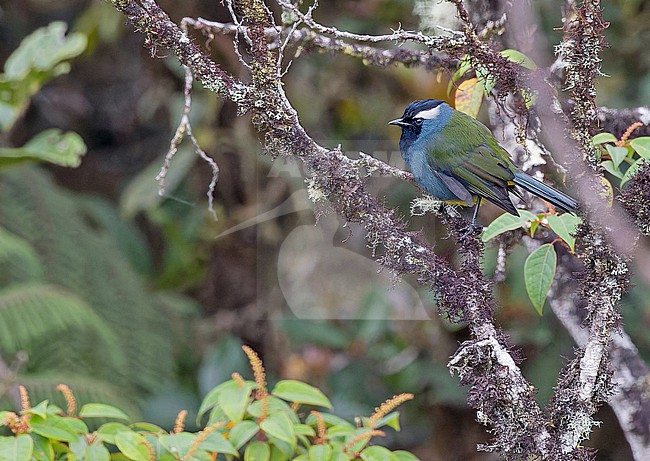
183, 17, 457, 70
155, 20, 219, 220
275, 0, 462, 45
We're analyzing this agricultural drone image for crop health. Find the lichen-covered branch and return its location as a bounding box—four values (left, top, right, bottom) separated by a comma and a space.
184, 17, 457, 71
550, 263, 650, 461
543, 222, 625, 455
555, 0, 609, 165
275, 0, 457, 45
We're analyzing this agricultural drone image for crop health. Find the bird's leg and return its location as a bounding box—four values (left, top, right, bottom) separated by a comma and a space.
470, 196, 482, 227
460, 197, 482, 239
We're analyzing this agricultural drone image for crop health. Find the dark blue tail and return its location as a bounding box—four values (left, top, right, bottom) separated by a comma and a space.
513, 172, 577, 213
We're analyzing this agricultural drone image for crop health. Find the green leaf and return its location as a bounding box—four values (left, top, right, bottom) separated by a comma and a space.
522, 89, 537, 109
197, 379, 254, 425
114, 431, 150, 461
391, 451, 421, 461
546, 214, 581, 253
70, 437, 111, 461
305, 413, 354, 430
79, 403, 129, 420
96, 422, 131, 445
308, 444, 332, 461
229, 420, 260, 449
29, 415, 79, 443
207, 404, 229, 427
269, 445, 290, 461
326, 425, 357, 438
621, 158, 645, 187
265, 434, 294, 459
246, 397, 296, 420
365, 411, 400, 431
630, 137, 650, 158
217, 380, 254, 423
601, 160, 624, 179
293, 424, 316, 437
271, 380, 332, 409
4, 22, 87, 80
0, 130, 86, 168
330, 447, 353, 461
197, 381, 230, 425
529, 220, 541, 237
24, 400, 49, 419
0, 22, 87, 131
475, 63, 496, 94
84, 442, 111, 461
447, 56, 472, 97
128, 422, 165, 434
605, 145, 630, 169
260, 413, 296, 447
0, 435, 34, 461
500, 49, 537, 70
245, 441, 271, 461
200, 432, 239, 457
591, 132, 617, 145
524, 244, 557, 315
481, 210, 538, 242
599, 176, 614, 207
343, 429, 376, 454
159, 432, 194, 457
0, 103, 18, 132
360, 446, 392, 461
30, 433, 54, 461
64, 417, 89, 434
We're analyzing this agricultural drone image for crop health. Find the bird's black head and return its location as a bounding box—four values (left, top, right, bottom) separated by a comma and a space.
389, 99, 445, 130
389, 99, 447, 155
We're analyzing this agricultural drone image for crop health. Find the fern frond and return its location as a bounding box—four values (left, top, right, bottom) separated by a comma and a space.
0, 226, 44, 285
0, 167, 177, 395
0, 283, 120, 354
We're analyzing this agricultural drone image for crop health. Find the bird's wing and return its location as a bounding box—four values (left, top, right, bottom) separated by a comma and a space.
431, 170, 474, 206
423, 110, 519, 214
445, 145, 519, 215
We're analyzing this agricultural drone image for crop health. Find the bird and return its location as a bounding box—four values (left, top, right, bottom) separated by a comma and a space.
388, 99, 577, 226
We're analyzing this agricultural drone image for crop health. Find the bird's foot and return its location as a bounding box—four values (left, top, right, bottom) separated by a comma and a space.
459, 223, 483, 240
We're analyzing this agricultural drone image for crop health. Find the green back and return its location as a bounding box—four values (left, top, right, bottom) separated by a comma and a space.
426, 110, 520, 213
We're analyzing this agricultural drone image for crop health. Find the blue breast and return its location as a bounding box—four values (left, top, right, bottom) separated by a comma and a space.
399, 104, 458, 201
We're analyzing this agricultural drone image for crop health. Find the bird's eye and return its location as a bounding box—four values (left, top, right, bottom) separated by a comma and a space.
413, 118, 423, 126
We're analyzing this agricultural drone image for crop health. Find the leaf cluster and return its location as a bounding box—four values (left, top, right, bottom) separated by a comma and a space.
449, 49, 538, 118
1, 351, 420, 461
595, 130, 650, 188
0, 22, 87, 168
482, 210, 581, 315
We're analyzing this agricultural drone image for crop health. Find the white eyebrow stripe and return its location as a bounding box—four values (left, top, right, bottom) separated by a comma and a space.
414, 106, 441, 119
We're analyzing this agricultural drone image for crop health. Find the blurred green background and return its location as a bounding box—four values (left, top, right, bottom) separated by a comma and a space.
0, 1, 648, 460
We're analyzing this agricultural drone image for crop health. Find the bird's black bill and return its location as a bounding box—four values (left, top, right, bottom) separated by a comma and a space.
388, 118, 411, 128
